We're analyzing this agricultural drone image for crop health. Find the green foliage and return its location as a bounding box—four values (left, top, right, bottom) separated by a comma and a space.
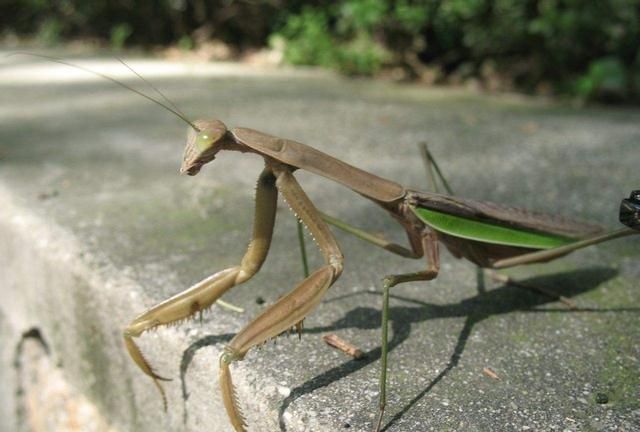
177, 35, 194, 52
36, 18, 63, 46
575, 57, 628, 100
276, 8, 336, 68
275, 0, 640, 101
274, 3, 389, 75
110, 23, 132, 50
339, 0, 387, 30
2, 0, 639, 101
393, 1, 430, 33
335, 31, 389, 75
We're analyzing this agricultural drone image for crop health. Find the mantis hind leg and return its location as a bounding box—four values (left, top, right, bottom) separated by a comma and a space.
419, 141, 454, 195
123, 167, 278, 410
374, 229, 440, 432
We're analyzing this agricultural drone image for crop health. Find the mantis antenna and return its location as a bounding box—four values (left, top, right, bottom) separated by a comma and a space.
7, 52, 200, 132
115, 57, 189, 121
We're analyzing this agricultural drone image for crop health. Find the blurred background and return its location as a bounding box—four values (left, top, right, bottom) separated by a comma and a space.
2, 0, 639, 103
0, 0, 640, 103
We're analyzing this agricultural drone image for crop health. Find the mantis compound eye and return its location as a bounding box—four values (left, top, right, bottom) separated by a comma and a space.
195, 130, 217, 151
620, 190, 640, 230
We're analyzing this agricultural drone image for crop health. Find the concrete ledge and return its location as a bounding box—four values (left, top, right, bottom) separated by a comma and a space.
1, 52, 639, 432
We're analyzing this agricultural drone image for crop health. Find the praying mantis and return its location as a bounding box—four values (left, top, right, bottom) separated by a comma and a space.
131, 122, 639, 432
14, 53, 639, 432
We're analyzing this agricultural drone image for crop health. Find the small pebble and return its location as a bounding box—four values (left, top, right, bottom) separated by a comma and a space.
595, 393, 608, 404
277, 385, 291, 397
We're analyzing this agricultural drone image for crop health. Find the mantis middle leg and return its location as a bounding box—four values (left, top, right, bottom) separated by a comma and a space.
374, 229, 440, 432
123, 167, 278, 408
219, 166, 344, 431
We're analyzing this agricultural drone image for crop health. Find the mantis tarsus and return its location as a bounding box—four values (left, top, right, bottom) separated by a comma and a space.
15, 53, 639, 432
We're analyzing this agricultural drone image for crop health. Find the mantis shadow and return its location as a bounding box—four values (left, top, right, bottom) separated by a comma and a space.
279, 266, 627, 432
179, 267, 634, 430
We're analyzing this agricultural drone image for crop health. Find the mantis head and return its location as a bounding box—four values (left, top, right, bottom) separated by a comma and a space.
181, 119, 229, 175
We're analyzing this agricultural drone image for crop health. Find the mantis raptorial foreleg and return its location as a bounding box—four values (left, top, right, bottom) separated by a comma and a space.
123, 167, 278, 408
219, 166, 344, 430
296, 218, 310, 277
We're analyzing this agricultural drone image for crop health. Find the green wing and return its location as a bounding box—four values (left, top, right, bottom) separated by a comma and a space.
411, 205, 575, 249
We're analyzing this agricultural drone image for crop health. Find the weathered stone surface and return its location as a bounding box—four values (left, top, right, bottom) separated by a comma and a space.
1, 51, 638, 432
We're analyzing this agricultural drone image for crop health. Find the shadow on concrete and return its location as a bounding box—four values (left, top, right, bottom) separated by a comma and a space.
179, 332, 234, 425
179, 267, 638, 431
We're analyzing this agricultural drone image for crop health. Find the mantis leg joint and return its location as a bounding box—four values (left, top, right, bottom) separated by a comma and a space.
329, 253, 344, 275
220, 347, 244, 365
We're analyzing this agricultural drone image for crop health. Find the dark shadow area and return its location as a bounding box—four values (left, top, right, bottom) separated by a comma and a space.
178, 267, 637, 431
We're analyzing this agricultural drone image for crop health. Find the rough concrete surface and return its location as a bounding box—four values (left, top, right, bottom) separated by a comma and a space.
0, 50, 638, 432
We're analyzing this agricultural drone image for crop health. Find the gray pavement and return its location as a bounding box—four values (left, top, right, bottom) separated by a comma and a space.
0, 51, 638, 432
